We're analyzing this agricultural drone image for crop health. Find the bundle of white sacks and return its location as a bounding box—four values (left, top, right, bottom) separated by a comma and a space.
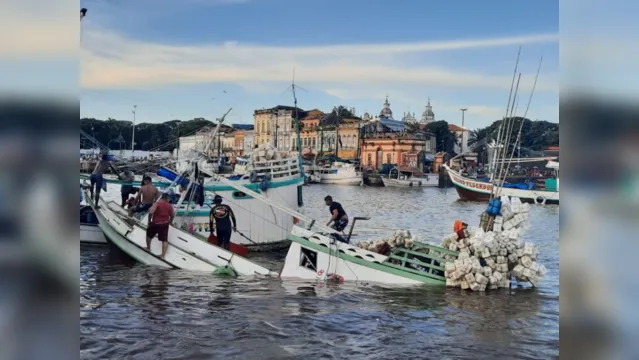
253, 143, 284, 162
355, 229, 420, 253
442, 196, 547, 291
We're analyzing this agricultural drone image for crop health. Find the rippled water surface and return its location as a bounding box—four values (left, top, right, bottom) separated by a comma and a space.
81, 185, 559, 359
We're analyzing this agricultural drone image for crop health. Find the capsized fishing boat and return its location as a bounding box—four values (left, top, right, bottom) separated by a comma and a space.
207, 173, 461, 285
281, 225, 459, 284
83, 189, 277, 276
380, 166, 439, 187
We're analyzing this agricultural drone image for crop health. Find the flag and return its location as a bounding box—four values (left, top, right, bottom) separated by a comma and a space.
80, 8, 87, 20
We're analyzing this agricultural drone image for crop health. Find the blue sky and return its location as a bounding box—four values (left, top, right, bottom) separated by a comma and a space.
79, 0, 559, 129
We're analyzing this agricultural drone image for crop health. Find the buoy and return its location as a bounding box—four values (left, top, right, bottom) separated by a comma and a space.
213, 265, 238, 277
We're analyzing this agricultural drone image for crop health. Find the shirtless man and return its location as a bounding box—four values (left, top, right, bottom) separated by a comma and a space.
89, 152, 112, 208
128, 176, 159, 218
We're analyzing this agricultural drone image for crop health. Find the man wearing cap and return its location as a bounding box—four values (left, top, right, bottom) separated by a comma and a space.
209, 195, 237, 250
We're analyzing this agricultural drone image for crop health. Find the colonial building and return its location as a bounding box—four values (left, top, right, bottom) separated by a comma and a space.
359, 98, 435, 170
230, 124, 254, 156
253, 105, 304, 151
243, 130, 254, 155
420, 98, 435, 125
316, 109, 362, 159
300, 109, 323, 153
402, 111, 417, 124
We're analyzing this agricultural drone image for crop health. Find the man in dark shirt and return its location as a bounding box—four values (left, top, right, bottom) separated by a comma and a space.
209, 195, 237, 250
324, 195, 349, 232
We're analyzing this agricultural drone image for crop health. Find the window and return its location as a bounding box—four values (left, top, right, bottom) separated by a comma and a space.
299, 247, 317, 271
387, 153, 391, 164
367, 153, 372, 165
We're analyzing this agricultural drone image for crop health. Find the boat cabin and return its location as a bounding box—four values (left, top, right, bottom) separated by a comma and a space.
388, 166, 424, 180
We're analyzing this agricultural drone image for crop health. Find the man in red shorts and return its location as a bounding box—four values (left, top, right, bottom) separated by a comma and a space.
146, 193, 175, 259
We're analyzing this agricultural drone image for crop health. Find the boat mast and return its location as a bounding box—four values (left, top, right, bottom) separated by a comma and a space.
291, 69, 305, 177
490, 47, 521, 182
495, 56, 543, 197
335, 108, 340, 160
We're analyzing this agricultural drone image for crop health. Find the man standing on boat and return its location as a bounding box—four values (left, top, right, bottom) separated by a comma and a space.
146, 192, 175, 259
128, 176, 159, 218
209, 194, 237, 250
324, 195, 349, 232
89, 151, 112, 208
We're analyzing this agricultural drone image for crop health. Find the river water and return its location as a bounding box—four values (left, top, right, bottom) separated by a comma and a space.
80, 184, 559, 359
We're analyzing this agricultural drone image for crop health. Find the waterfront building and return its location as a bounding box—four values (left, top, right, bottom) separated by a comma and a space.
300, 109, 323, 153
243, 130, 254, 155
253, 105, 304, 151
359, 96, 436, 170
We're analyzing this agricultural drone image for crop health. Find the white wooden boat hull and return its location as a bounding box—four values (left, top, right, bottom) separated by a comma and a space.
104, 202, 277, 276
80, 174, 304, 249
444, 165, 559, 205
319, 175, 362, 185
80, 224, 107, 244
381, 174, 439, 187
280, 226, 436, 285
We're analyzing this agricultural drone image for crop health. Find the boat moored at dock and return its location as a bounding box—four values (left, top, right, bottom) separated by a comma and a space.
380, 166, 439, 187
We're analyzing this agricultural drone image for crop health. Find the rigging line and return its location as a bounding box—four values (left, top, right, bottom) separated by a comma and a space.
492, 46, 521, 183
498, 56, 544, 194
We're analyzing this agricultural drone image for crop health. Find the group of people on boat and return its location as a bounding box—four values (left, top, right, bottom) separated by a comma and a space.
88, 151, 352, 257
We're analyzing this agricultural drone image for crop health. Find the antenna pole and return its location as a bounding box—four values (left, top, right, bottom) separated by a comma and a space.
131, 105, 137, 159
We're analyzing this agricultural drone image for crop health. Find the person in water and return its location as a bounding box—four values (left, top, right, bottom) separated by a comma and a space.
209, 195, 237, 250
324, 195, 349, 232
89, 152, 112, 208
128, 176, 159, 218
146, 192, 175, 259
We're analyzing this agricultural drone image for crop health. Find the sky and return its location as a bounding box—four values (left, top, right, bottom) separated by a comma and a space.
76, 0, 559, 129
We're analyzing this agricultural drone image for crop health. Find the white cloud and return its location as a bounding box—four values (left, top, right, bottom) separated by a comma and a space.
0, 1, 79, 57
78, 28, 558, 93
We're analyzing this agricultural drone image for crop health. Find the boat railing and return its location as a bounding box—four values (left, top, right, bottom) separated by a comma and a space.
246, 157, 301, 180
384, 243, 459, 281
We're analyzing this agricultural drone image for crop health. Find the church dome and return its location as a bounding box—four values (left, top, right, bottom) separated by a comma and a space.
379, 95, 393, 119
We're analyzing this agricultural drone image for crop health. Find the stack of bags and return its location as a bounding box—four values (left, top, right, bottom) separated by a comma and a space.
356, 229, 420, 254
254, 144, 283, 162
442, 196, 547, 291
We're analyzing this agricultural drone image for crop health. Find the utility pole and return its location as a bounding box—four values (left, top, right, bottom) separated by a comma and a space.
131, 105, 137, 159
460, 108, 467, 127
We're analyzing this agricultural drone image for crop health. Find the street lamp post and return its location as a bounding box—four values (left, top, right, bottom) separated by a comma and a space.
460, 108, 468, 127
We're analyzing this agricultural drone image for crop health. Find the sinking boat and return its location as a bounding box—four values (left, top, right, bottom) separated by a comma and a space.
280, 225, 458, 285
83, 189, 277, 276
207, 174, 460, 285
